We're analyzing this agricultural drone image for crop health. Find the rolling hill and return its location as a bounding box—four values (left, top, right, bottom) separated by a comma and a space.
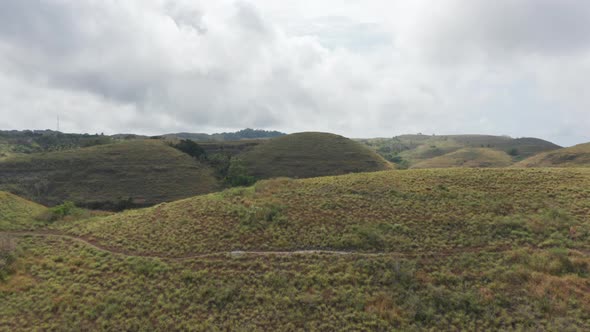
236, 132, 392, 179
514, 142, 590, 168
359, 134, 561, 168
0, 140, 220, 209
2, 168, 589, 330
411, 148, 513, 169
54, 168, 590, 256
0, 191, 47, 230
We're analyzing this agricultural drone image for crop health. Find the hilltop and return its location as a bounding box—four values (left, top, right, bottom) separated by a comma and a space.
236, 132, 392, 179
411, 148, 513, 169
163, 128, 285, 142
0, 140, 220, 209
0, 191, 46, 230
514, 142, 590, 168
359, 134, 560, 168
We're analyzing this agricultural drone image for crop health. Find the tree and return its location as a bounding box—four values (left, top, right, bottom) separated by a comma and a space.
172, 139, 206, 159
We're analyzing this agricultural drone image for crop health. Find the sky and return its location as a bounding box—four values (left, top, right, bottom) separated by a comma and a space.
0, 0, 589, 146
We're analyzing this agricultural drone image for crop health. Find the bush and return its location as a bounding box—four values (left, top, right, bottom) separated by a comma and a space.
232, 203, 287, 229
0, 236, 17, 281
226, 159, 256, 187
37, 201, 77, 222
171, 139, 206, 159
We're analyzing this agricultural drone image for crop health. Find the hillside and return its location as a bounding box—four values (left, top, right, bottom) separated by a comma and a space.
237, 132, 392, 179
0, 192, 46, 230
411, 148, 513, 169
359, 134, 561, 168
514, 142, 590, 168
0, 140, 220, 209
55, 168, 590, 256
1, 168, 589, 330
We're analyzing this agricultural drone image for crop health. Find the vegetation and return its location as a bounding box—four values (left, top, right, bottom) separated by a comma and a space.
238, 132, 392, 179
51, 168, 590, 257
1, 224, 588, 330
359, 134, 561, 167
1, 129, 589, 330
0, 140, 220, 209
164, 128, 285, 142
411, 148, 513, 169
0, 130, 112, 159
169, 139, 207, 159
515, 142, 590, 168
0, 191, 47, 230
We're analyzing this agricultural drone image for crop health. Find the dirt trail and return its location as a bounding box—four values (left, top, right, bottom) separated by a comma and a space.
1, 231, 587, 261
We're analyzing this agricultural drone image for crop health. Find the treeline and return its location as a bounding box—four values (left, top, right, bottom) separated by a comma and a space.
0, 130, 112, 153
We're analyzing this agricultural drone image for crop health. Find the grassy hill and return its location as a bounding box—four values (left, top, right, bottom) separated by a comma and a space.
2, 168, 589, 330
514, 142, 590, 168
0, 191, 46, 230
237, 132, 392, 179
55, 168, 590, 256
359, 134, 561, 168
411, 148, 513, 169
0, 140, 220, 209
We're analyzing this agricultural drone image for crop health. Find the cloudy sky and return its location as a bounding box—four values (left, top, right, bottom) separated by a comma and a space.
0, 0, 589, 146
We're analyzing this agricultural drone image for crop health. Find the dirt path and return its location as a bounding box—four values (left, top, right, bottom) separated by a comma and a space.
1, 231, 587, 261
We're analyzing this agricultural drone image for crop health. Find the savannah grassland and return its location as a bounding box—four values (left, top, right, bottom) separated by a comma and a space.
1, 168, 590, 330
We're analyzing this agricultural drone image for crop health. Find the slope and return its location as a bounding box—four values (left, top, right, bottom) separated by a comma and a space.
55, 168, 590, 257
0, 191, 47, 230
359, 134, 561, 167
0, 140, 220, 209
514, 142, 590, 168
2, 168, 590, 330
236, 132, 392, 179
411, 148, 513, 169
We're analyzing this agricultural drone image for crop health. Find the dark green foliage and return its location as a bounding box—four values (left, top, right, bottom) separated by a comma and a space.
507, 148, 520, 156
170, 139, 206, 159
226, 158, 256, 187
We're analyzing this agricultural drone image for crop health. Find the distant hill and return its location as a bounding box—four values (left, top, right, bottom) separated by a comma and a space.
0, 130, 113, 159
236, 132, 392, 179
514, 142, 590, 168
0, 191, 46, 230
164, 128, 285, 142
358, 134, 561, 168
411, 148, 513, 169
0, 140, 220, 209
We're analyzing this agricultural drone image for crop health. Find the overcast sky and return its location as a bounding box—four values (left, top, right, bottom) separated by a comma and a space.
0, 0, 589, 146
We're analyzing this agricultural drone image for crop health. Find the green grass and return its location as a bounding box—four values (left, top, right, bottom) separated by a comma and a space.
2, 167, 590, 330
0, 140, 220, 209
238, 132, 392, 179
0, 192, 47, 230
515, 142, 590, 168
54, 168, 590, 257
359, 134, 561, 167
411, 148, 513, 169
0, 235, 588, 330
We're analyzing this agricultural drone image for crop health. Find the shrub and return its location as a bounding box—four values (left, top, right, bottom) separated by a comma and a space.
232, 203, 287, 229
0, 236, 17, 281
226, 159, 256, 187
37, 201, 77, 222
171, 139, 206, 159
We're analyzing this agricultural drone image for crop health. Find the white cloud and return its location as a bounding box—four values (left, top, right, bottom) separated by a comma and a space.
0, 0, 589, 145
